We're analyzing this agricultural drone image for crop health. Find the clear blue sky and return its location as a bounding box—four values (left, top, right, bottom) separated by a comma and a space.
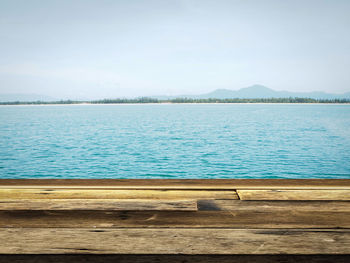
0, 0, 349, 99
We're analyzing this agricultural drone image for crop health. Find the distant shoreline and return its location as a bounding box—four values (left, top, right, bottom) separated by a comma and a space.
1, 102, 350, 106
1, 97, 350, 106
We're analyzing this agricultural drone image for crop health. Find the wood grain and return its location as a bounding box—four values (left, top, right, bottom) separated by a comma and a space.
1, 228, 349, 254
0, 199, 197, 211
197, 200, 350, 211
1, 179, 349, 189
1, 255, 350, 263
0, 189, 237, 200
1, 210, 349, 228
237, 190, 350, 200
1, 179, 349, 256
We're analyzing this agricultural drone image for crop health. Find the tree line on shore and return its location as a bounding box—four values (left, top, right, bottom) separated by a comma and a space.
1, 97, 349, 105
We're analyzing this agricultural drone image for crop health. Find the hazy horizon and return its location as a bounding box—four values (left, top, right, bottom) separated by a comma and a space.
1, 0, 350, 100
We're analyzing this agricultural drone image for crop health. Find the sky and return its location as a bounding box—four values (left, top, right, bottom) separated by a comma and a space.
0, 0, 350, 100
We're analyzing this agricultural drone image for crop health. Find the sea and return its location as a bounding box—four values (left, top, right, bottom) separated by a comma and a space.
0, 104, 349, 179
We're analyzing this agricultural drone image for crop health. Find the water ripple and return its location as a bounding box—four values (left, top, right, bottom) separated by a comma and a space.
0, 104, 350, 178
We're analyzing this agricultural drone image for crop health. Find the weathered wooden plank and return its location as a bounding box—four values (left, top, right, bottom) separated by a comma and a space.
0, 189, 237, 200
0, 179, 349, 189
197, 200, 350, 211
237, 190, 350, 200
0, 199, 197, 211
1, 210, 349, 228
1, 228, 349, 254
1, 255, 350, 263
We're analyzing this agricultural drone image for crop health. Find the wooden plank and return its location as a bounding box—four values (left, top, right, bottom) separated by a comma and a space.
1, 210, 349, 228
197, 200, 350, 211
0, 189, 237, 200
237, 190, 350, 200
0, 179, 349, 190
0, 199, 197, 211
1, 255, 350, 263
1, 228, 349, 254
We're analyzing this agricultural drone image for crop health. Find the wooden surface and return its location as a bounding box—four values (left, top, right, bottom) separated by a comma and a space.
237, 189, 350, 200
0, 189, 237, 200
1, 228, 350, 254
1, 179, 350, 189
1, 210, 349, 228
197, 200, 350, 211
0, 179, 349, 256
1, 255, 350, 263
0, 199, 198, 211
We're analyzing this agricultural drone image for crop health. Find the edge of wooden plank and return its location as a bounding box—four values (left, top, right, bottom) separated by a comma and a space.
0, 179, 349, 190
0, 189, 238, 200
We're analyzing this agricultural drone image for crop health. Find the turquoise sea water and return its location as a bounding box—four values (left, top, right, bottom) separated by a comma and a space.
0, 104, 350, 179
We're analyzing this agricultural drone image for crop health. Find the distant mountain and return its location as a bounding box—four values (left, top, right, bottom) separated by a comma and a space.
153, 85, 350, 100
0, 93, 57, 102
1, 86, 349, 102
